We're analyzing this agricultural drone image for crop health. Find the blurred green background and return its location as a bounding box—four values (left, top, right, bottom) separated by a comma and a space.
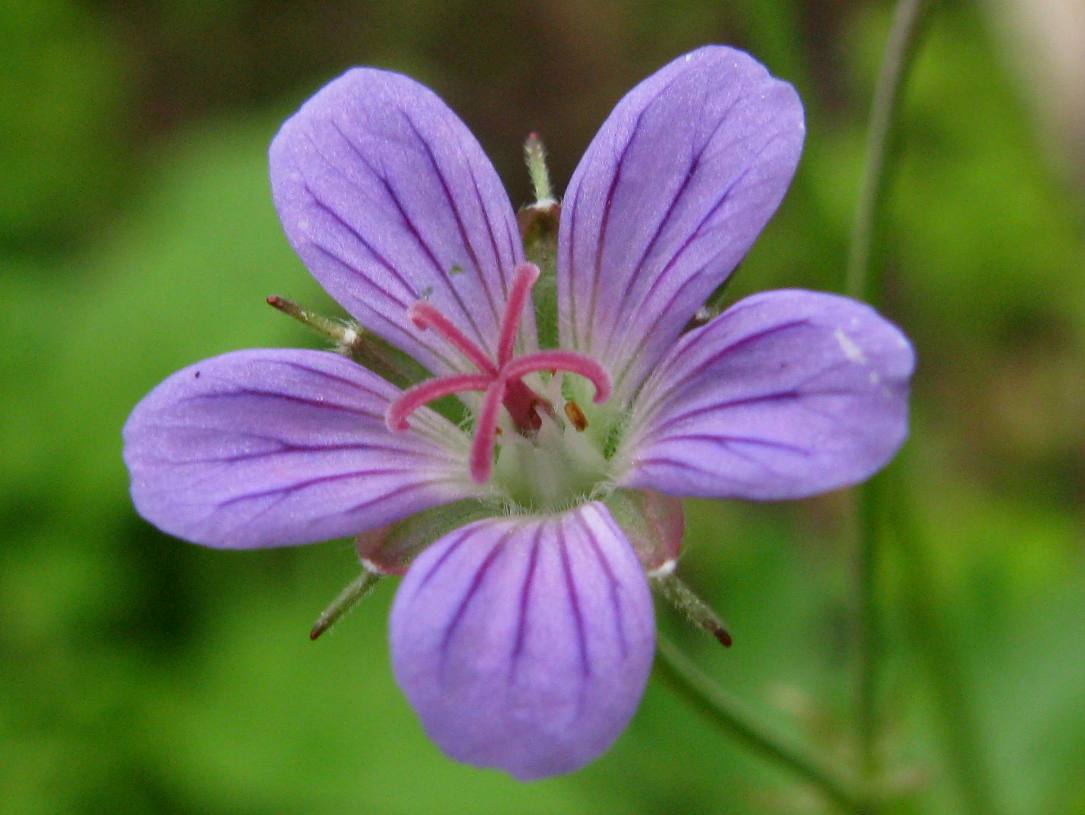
3, 1, 1084, 813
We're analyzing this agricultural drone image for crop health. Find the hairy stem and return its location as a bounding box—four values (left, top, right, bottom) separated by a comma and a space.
655, 636, 865, 812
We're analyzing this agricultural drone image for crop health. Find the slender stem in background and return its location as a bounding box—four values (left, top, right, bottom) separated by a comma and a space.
845, 0, 936, 303
844, 2, 936, 811
842, 4, 1003, 815
655, 636, 864, 812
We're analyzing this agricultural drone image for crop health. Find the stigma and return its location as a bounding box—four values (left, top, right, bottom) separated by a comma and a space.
386, 263, 611, 484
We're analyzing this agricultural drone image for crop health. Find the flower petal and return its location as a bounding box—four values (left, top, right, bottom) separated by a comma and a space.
619, 290, 914, 500
389, 502, 655, 780
123, 349, 481, 548
270, 68, 528, 376
558, 46, 804, 402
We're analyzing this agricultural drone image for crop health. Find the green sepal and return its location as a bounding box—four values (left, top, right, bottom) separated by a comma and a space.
519, 202, 560, 349
309, 569, 382, 640
653, 571, 733, 648
355, 498, 503, 575
604, 488, 684, 572
344, 329, 430, 392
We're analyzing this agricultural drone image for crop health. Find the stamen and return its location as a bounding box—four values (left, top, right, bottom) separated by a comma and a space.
564, 401, 588, 431
469, 377, 508, 483
388, 261, 614, 484
503, 351, 612, 403
409, 301, 497, 375
386, 373, 493, 431
497, 263, 540, 366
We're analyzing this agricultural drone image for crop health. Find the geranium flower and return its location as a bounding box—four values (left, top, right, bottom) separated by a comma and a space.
123, 46, 913, 780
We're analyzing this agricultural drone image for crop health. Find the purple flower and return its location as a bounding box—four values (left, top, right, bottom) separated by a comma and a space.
123, 46, 913, 780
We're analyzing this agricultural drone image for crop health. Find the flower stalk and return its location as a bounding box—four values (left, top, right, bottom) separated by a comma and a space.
844, 0, 937, 810
845, 0, 936, 302
655, 636, 865, 812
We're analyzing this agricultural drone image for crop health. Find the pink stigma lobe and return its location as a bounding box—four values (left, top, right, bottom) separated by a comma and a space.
385, 263, 611, 483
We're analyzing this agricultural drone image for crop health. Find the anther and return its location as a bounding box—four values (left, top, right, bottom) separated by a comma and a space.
564, 401, 588, 432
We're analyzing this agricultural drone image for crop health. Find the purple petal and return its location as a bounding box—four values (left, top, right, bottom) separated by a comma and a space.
389, 502, 655, 780
558, 46, 804, 402
270, 69, 528, 376
123, 349, 480, 548
619, 290, 914, 500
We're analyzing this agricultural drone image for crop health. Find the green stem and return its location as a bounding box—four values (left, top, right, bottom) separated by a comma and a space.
845, 0, 936, 302
655, 636, 865, 812
844, 3, 936, 810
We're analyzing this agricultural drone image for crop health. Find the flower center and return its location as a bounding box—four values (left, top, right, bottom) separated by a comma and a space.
385, 263, 611, 487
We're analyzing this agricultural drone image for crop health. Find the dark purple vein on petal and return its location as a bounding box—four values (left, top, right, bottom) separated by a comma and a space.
655, 433, 811, 457
508, 524, 544, 682
298, 168, 416, 303
439, 530, 512, 662
601, 94, 742, 364
302, 242, 463, 372
610, 269, 705, 399
221, 477, 450, 543
631, 455, 783, 490
141, 440, 438, 467
648, 386, 859, 438
586, 68, 692, 353
631, 319, 813, 426
400, 112, 502, 344
462, 141, 513, 303
605, 168, 754, 377
338, 477, 461, 518
618, 288, 769, 404
215, 467, 417, 508
607, 134, 790, 388
575, 511, 628, 658
557, 522, 591, 678
176, 388, 383, 420
330, 119, 491, 354
266, 359, 397, 402
652, 436, 801, 479
415, 525, 481, 594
